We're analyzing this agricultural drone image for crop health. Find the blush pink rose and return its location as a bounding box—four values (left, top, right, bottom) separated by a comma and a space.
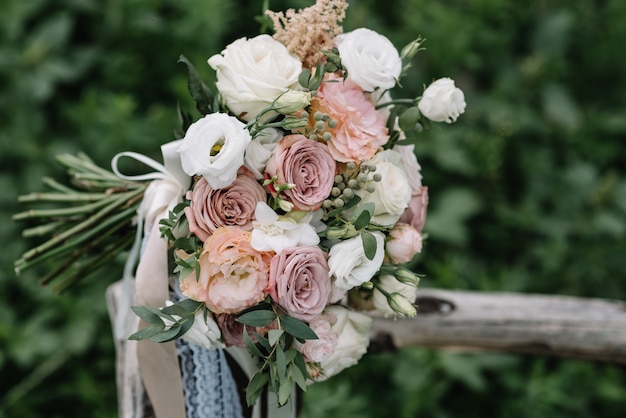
265, 134, 336, 211
385, 223, 423, 264
184, 170, 266, 242
400, 186, 429, 232
267, 246, 331, 321
311, 73, 389, 162
179, 227, 273, 314
297, 314, 338, 363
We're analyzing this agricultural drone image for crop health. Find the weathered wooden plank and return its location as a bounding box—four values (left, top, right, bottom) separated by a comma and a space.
369, 289, 626, 364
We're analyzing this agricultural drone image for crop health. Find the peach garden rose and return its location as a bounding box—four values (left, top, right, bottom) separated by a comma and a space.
179, 227, 273, 314
310, 73, 389, 163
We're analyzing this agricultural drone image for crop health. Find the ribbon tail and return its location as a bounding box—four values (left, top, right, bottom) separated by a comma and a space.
135, 221, 186, 418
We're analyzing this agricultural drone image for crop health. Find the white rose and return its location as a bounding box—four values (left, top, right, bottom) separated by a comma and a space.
355, 150, 412, 226
250, 202, 320, 254
163, 302, 224, 349
373, 274, 418, 318
208, 34, 303, 122
315, 306, 373, 381
178, 113, 251, 189
393, 144, 422, 193
328, 232, 385, 291
418, 77, 466, 123
244, 128, 282, 179
336, 28, 402, 92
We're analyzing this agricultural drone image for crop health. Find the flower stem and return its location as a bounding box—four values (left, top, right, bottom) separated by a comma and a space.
17, 189, 141, 264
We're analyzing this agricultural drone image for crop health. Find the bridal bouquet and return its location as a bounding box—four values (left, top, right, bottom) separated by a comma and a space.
14, 0, 465, 410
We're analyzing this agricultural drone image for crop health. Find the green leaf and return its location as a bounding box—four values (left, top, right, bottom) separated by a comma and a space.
276, 344, 287, 380
268, 329, 284, 346
361, 231, 378, 261
178, 54, 214, 115
252, 330, 272, 351
237, 310, 277, 327
245, 371, 269, 406
243, 326, 266, 358
128, 324, 165, 341
353, 203, 375, 230
149, 324, 183, 343
280, 315, 318, 340
131, 305, 166, 325
277, 377, 293, 406
289, 363, 307, 391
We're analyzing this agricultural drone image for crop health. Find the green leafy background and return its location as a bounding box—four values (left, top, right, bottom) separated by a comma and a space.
1, 0, 625, 417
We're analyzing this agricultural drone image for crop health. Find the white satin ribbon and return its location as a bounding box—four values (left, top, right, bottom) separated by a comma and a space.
111, 140, 191, 418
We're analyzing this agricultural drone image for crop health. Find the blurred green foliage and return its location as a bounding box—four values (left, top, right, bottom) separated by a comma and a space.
1, 0, 625, 417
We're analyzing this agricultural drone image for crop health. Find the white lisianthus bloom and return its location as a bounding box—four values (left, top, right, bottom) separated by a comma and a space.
208, 34, 302, 122
336, 28, 402, 92
328, 232, 385, 291
250, 202, 320, 254
244, 128, 282, 180
178, 113, 251, 189
163, 302, 224, 349
418, 77, 466, 123
315, 306, 373, 381
355, 150, 412, 226
373, 274, 418, 318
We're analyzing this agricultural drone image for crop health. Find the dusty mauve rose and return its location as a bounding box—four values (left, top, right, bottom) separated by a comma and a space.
310, 73, 389, 162
268, 246, 331, 321
216, 313, 258, 348
400, 186, 429, 232
184, 171, 266, 242
265, 134, 336, 211
179, 227, 273, 314
386, 223, 423, 264
297, 314, 338, 363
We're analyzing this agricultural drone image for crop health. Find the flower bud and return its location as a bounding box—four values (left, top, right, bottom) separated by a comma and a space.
394, 267, 421, 286
281, 116, 310, 130
400, 38, 423, 61
274, 90, 311, 115
278, 199, 294, 212
325, 223, 358, 239
388, 293, 417, 317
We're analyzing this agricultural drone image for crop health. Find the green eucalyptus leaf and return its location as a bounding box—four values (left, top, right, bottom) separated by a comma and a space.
237, 310, 277, 327
361, 231, 378, 261
280, 315, 318, 340
128, 324, 165, 341
353, 203, 375, 229
276, 344, 287, 380
268, 329, 284, 346
131, 305, 165, 325
290, 363, 307, 391
244, 326, 266, 358
149, 324, 182, 343
245, 371, 269, 407
277, 378, 293, 406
